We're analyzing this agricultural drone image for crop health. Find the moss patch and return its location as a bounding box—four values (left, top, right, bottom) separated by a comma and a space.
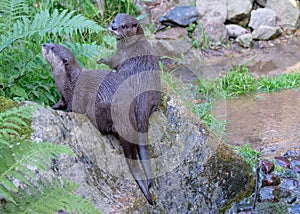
0, 96, 17, 113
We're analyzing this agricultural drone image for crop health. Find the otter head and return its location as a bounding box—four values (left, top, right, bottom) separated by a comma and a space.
42, 43, 81, 108
42, 43, 81, 82
108, 13, 144, 39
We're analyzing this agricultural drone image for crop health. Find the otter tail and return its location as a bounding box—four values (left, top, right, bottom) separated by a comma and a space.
120, 138, 153, 205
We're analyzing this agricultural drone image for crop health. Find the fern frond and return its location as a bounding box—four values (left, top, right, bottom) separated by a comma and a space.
0, 141, 74, 201
0, 0, 29, 24
63, 42, 104, 62
0, 105, 35, 143
0, 9, 105, 52
2, 178, 101, 214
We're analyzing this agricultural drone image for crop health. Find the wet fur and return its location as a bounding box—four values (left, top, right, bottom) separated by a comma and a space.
97, 13, 161, 204
42, 43, 154, 204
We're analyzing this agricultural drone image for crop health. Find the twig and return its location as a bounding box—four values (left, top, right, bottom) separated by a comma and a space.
251, 164, 261, 214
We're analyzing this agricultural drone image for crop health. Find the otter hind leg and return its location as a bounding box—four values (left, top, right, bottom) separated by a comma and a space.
121, 139, 153, 205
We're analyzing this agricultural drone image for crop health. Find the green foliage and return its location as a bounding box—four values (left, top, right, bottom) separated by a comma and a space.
0, 9, 104, 52
101, 0, 141, 22
197, 66, 300, 99
4, 179, 101, 214
218, 65, 257, 97
258, 73, 300, 92
232, 143, 260, 169
0, 104, 100, 213
0, 0, 108, 106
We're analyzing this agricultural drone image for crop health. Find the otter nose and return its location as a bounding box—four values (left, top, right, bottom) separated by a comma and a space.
111, 25, 117, 31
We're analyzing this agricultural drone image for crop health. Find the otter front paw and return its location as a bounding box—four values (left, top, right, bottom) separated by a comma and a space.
97, 58, 105, 64
52, 98, 67, 110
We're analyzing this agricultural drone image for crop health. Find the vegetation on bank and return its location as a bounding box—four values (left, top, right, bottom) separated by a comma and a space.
197, 65, 300, 99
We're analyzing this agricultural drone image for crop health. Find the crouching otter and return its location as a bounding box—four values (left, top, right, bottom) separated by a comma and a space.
42, 43, 154, 205
97, 13, 161, 191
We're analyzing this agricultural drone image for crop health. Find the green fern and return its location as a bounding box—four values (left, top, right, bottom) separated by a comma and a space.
0, 104, 33, 146
0, 9, 105, 52
3, 178, 101, 214
64, 42, 103, 61
0, 103, 100, 213
0, 0, 29, 28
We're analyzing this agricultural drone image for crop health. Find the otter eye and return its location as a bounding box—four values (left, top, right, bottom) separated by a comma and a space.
121, 24, 126, 29
132, 23, 138, 28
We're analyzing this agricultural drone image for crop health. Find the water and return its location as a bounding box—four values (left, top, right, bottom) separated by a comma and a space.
223, 89, 300, 158
178, 37, 300, 158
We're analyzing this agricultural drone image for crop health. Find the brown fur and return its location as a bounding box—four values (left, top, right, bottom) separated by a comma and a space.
97, 14, 161, 201
42, 43, 154, 204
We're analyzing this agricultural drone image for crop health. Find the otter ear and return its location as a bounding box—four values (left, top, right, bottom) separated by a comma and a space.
132, 23, 138, 28
62, 58, 68, 64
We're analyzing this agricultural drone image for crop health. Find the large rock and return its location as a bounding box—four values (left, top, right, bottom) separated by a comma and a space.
249, 8, 277, 29
252, 25, 282, 40
266, 0, 300, 31
154, 27, 189, 40
196, 0, 227, 23
255, 0, 267, 7
159, 6, 199, 27
202, 21, 229, 43
226, 24, 249, 38
150, 39, 192, 57
236, 33, 253, 48
31, 82, 254, 213
227, 0, 253, 25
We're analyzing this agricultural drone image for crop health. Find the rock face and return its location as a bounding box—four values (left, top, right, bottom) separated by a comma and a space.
267, 0, 300, 31
150, 39, 192, 57
203, 21, 229, 42
196, 0, 227, 23
227, 0, 253, 24
249, 8, 277, 30
31, 82, 254, 213
236, 33, 253, 48
226, 24, 249, 38
159, 6, 199, 27
252, 25, 282, 40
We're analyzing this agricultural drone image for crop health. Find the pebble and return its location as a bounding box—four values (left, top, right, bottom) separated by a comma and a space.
275, 156, 291, 169
262, 174, 281, 187
261, 159, 275, 174
284, 147, 300, 158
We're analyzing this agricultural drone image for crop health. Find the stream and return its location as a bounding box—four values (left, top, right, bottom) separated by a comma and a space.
179, 37, 300, 158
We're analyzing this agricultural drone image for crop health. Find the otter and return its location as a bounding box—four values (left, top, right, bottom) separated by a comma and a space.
42, 43, 154, 205
97, 13, 161, 191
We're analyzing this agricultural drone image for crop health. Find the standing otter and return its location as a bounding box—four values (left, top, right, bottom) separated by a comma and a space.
42, 43, 154, 205
97, 13, 161, 192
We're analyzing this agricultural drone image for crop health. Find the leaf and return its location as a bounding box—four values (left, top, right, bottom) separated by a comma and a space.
10, 85, 28, 99
0, 9, 105, 52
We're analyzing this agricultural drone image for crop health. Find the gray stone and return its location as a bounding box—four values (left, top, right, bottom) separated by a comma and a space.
154, 27, 189, 40
202, 21, 229, 43
160, 6, 199, 27
196, 0, 227, 23
30, 81, 254, 213
267, 0, 300, 31
252, 25, 282, 40
236, 33, 253, 48
150, 39, 192, 57
226, 24, 249, 38
255, 0, 268, 7
227, 0, 253, 24
249, 8, 277, 29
